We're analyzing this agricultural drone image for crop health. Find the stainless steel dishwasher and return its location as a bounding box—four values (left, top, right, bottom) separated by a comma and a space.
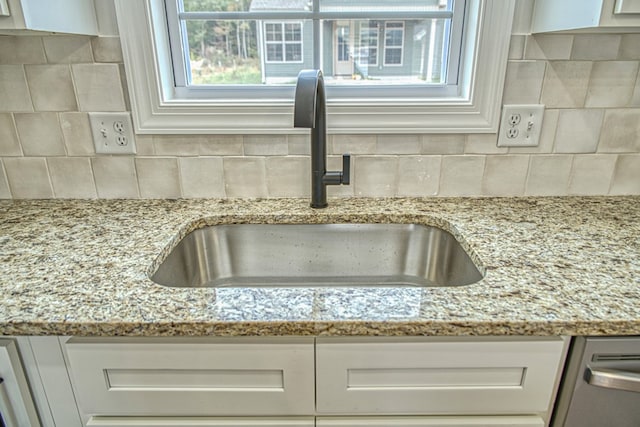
552, 336, 640, 426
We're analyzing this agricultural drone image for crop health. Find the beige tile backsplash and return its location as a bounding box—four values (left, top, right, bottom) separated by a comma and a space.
0, 32, 638, 199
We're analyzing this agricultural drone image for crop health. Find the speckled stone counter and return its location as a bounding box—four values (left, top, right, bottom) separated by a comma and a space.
0, 197, 638, 337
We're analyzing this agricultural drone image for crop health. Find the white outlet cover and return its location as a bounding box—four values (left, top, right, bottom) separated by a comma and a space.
89, 112, 137, 154
497, 104, 545, 147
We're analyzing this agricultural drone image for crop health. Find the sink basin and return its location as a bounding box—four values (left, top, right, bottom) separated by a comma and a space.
151, 224, 483, 288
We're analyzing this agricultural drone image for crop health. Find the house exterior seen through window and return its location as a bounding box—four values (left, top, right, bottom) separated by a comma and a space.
176, 0, 454, 86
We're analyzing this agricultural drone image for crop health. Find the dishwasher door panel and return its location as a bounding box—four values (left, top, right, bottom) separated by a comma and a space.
554, 337, 640, 427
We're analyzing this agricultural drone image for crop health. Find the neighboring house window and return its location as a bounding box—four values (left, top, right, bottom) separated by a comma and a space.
114, 0, 516, 134
383, 22, 404, 66
265, 22, 303, 63
358, 22, 378, 67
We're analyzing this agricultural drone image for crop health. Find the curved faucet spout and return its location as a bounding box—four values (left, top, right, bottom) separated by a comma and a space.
294, 69, 350, 209
294, 69, 324, 129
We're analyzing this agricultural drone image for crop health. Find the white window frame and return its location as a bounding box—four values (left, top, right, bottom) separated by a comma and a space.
114, 0, 515, 134
264, 21, 304, 64
383, 21, 404, 67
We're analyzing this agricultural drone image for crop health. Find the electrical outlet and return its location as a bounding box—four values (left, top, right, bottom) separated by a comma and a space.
497, 104, 545, 147
89, 113, 137, 154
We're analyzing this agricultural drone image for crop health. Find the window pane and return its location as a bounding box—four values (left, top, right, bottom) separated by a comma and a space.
284, 23, 301, 41
178, 0, 452, 85
285, 44, 302, 61
266, 43, 283, 61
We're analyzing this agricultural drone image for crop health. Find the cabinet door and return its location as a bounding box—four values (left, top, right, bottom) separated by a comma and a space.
316, 415, 544, 426
0, 339, 40, 427
316, 337, 566, 415
65, 338, 315, 417
615, 0, 640, 13
85, 416, 315, 427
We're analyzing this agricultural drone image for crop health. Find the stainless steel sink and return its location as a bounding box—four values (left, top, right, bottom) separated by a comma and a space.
151, 224, 483, 288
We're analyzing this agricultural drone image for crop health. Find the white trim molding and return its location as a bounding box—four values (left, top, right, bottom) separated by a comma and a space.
115, 0, 515, 134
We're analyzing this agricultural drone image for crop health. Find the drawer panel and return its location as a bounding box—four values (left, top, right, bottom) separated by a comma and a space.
316, 415, 545, 426
65, 338, 315, 417
316, 337, 566, 415
86, 416, 315, 426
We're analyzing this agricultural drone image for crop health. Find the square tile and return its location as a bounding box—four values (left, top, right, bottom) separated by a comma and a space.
554, 109, 604, 153
0, 161, 11, 198
502, 61, 546, 104
92, 157, 139, 198
48, 157, 97, 198
610, 155, 640, 195
525, 155, 572, 196
91, 36, 124, 63
525, 35, 573, 60
508, 35, 525, 60
421, 135, 465, 154
376, 135, 421, 154
3, 157, 53, 198
0, 113, 21, 156
0, 36, 46, 64
540, 61, 591, 108
598, 109, 640, 153
200, 135, 244, 155
568, 154, 616, 196
354, 156, 398, 197
136, 158, 181, 198
59, 113, 95, 156
243, 135, 288, 156
43, 36, 93, 63
331, 134, 376, 155
179, 157, 225, 198
0, 65, 33, 111
618, 34, 640, 60
25, 65, 77, 111
585, 61, 639, 108
288, 135, 311, 155
397, 156, 441, 196
571, 35, 621, 60
482, 155, 529, 196
72, 64, 126, 111
465, 134, 505, 154
223, 157, 268, 197
153, 136, 203, 156
14, 113, 66, 156
439, 156, 485, 196
266, 156, 310, 197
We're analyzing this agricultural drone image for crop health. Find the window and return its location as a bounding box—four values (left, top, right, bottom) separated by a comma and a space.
383, 22, 404, 66
358, 22, 379, 67
114, 0, 516, 134
265, 22, 303, 63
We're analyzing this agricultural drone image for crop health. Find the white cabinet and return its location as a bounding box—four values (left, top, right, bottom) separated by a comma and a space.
0, 0, 97, 34
65, 337, 315, 419
532, 0, 640, 33
60, 336, 567, 427
85, 417, 315, 426
0, 339, 40, 426
315, 337, 566, 416
315, 415, 545, 426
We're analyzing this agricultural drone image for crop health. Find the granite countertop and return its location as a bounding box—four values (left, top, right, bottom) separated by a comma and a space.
0, 197, 638, 337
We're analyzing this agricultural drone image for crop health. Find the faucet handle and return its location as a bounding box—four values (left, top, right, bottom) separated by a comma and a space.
341, 154, 350, 185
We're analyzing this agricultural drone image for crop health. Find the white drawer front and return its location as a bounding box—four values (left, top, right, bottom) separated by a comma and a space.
316, 415, 544, 426
65, 338, 315, 417
316, 338, 566, 415
86, 416, 315, 426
